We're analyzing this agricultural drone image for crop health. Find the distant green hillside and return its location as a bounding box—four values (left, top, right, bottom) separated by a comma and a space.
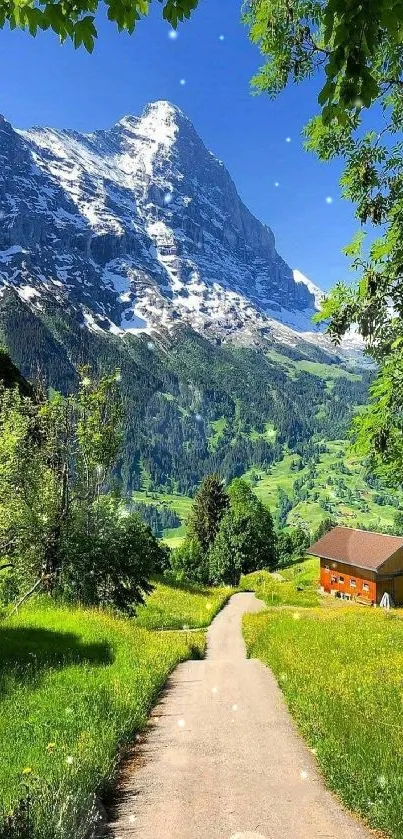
244, 441, 402, 532
135, 440, 402, 545
0, 290, 372, 497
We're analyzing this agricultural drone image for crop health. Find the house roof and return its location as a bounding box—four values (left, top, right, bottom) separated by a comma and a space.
309, 526, 403, 572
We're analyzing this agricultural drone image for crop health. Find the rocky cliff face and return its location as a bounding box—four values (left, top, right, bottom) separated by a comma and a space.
0, 100, 324, 347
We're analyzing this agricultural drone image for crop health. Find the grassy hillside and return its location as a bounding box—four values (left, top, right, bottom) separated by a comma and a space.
244, 440, 402, 532
132, 438, 402, 547
240, 559, 321, 608
132, 491, 193, 547
243, 603, 403, 839
135, 578, 231, 629
0, 576, 228, 839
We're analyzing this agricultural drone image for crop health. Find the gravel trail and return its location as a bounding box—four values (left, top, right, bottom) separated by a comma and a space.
100, 592, 373, 839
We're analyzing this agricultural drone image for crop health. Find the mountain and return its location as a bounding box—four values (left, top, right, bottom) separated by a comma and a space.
0, 100, 328, 346
0, 101, 370, 494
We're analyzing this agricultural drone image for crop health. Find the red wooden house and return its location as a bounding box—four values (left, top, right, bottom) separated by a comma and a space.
309, 526, 403, 605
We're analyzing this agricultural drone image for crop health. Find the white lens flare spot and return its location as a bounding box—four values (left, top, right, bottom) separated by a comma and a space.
180, 78, 186, 86
164, 192, 173, 205
230, 834, 268, 839
195, 413, 203, 422
168, 30, 178, 39
274, 181, 280, 187
325, 196, 333, 204
285, 136, 291, 143
232, 704, 238, 712
300, 770, 308, 780
66, 755, 74, 765
219, 34, 225, 41
211, 686, 218, 695
147, 341, 155, 351
178, 718, 186, 728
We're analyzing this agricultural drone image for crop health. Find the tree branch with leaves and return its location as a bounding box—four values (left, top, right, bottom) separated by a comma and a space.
244, 0, 403, 486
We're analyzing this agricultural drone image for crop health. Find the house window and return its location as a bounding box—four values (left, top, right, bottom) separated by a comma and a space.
339, 576, 344, 583
363, 582, 370, 592
350, 579, 356, 588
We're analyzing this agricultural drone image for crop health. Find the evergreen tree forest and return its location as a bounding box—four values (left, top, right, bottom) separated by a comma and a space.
0, 292, 373, 497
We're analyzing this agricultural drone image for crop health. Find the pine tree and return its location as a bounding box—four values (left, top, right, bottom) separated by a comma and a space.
187, 474, 229, 554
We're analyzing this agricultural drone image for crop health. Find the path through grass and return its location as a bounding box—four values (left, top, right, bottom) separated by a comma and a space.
0, 599, 204, 839
243, 603, 403, 839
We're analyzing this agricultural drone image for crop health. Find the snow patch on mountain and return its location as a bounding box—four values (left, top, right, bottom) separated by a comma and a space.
293, 269, 325, 309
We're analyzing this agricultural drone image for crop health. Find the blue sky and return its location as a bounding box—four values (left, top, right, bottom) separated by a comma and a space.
0, 0, 361, 290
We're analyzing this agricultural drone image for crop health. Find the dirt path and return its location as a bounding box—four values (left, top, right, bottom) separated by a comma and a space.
100, 592, 373, 839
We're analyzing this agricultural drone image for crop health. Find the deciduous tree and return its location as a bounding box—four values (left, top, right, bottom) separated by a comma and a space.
244, 0, 403, 486
1, 0, 200, 52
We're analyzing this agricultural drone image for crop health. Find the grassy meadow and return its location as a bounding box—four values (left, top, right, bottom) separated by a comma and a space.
134, 577, 232, 629
243, 589, 403, 838
0, 581, 213, 839
240, 558, 321, 608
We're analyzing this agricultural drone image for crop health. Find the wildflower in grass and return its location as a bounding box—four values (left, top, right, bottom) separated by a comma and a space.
300, 770, 308, 780
46, 742, 56, 752
66, 756, 74, 765
21, 767, 32, 775
65, 707, 73, 715
183, 623, 190, 630
293, 612, 301, 621
377, 775, 387, 789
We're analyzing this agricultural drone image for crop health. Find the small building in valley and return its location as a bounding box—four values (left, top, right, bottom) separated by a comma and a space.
309, 526, 403, 606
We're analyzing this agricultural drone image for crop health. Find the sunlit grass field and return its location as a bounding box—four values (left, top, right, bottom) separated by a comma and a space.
240, 557, 321, 608
0, 599, 205, 839
243, 604, 403, 838
135, 577, 232, 629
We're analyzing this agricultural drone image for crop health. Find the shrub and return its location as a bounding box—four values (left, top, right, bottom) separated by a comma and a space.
58, 498, 163, 613
170, 538, 209, 585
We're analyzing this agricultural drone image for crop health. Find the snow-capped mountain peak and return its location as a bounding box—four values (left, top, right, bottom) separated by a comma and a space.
0, 101, 350, 355
293, 269, 325, 310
